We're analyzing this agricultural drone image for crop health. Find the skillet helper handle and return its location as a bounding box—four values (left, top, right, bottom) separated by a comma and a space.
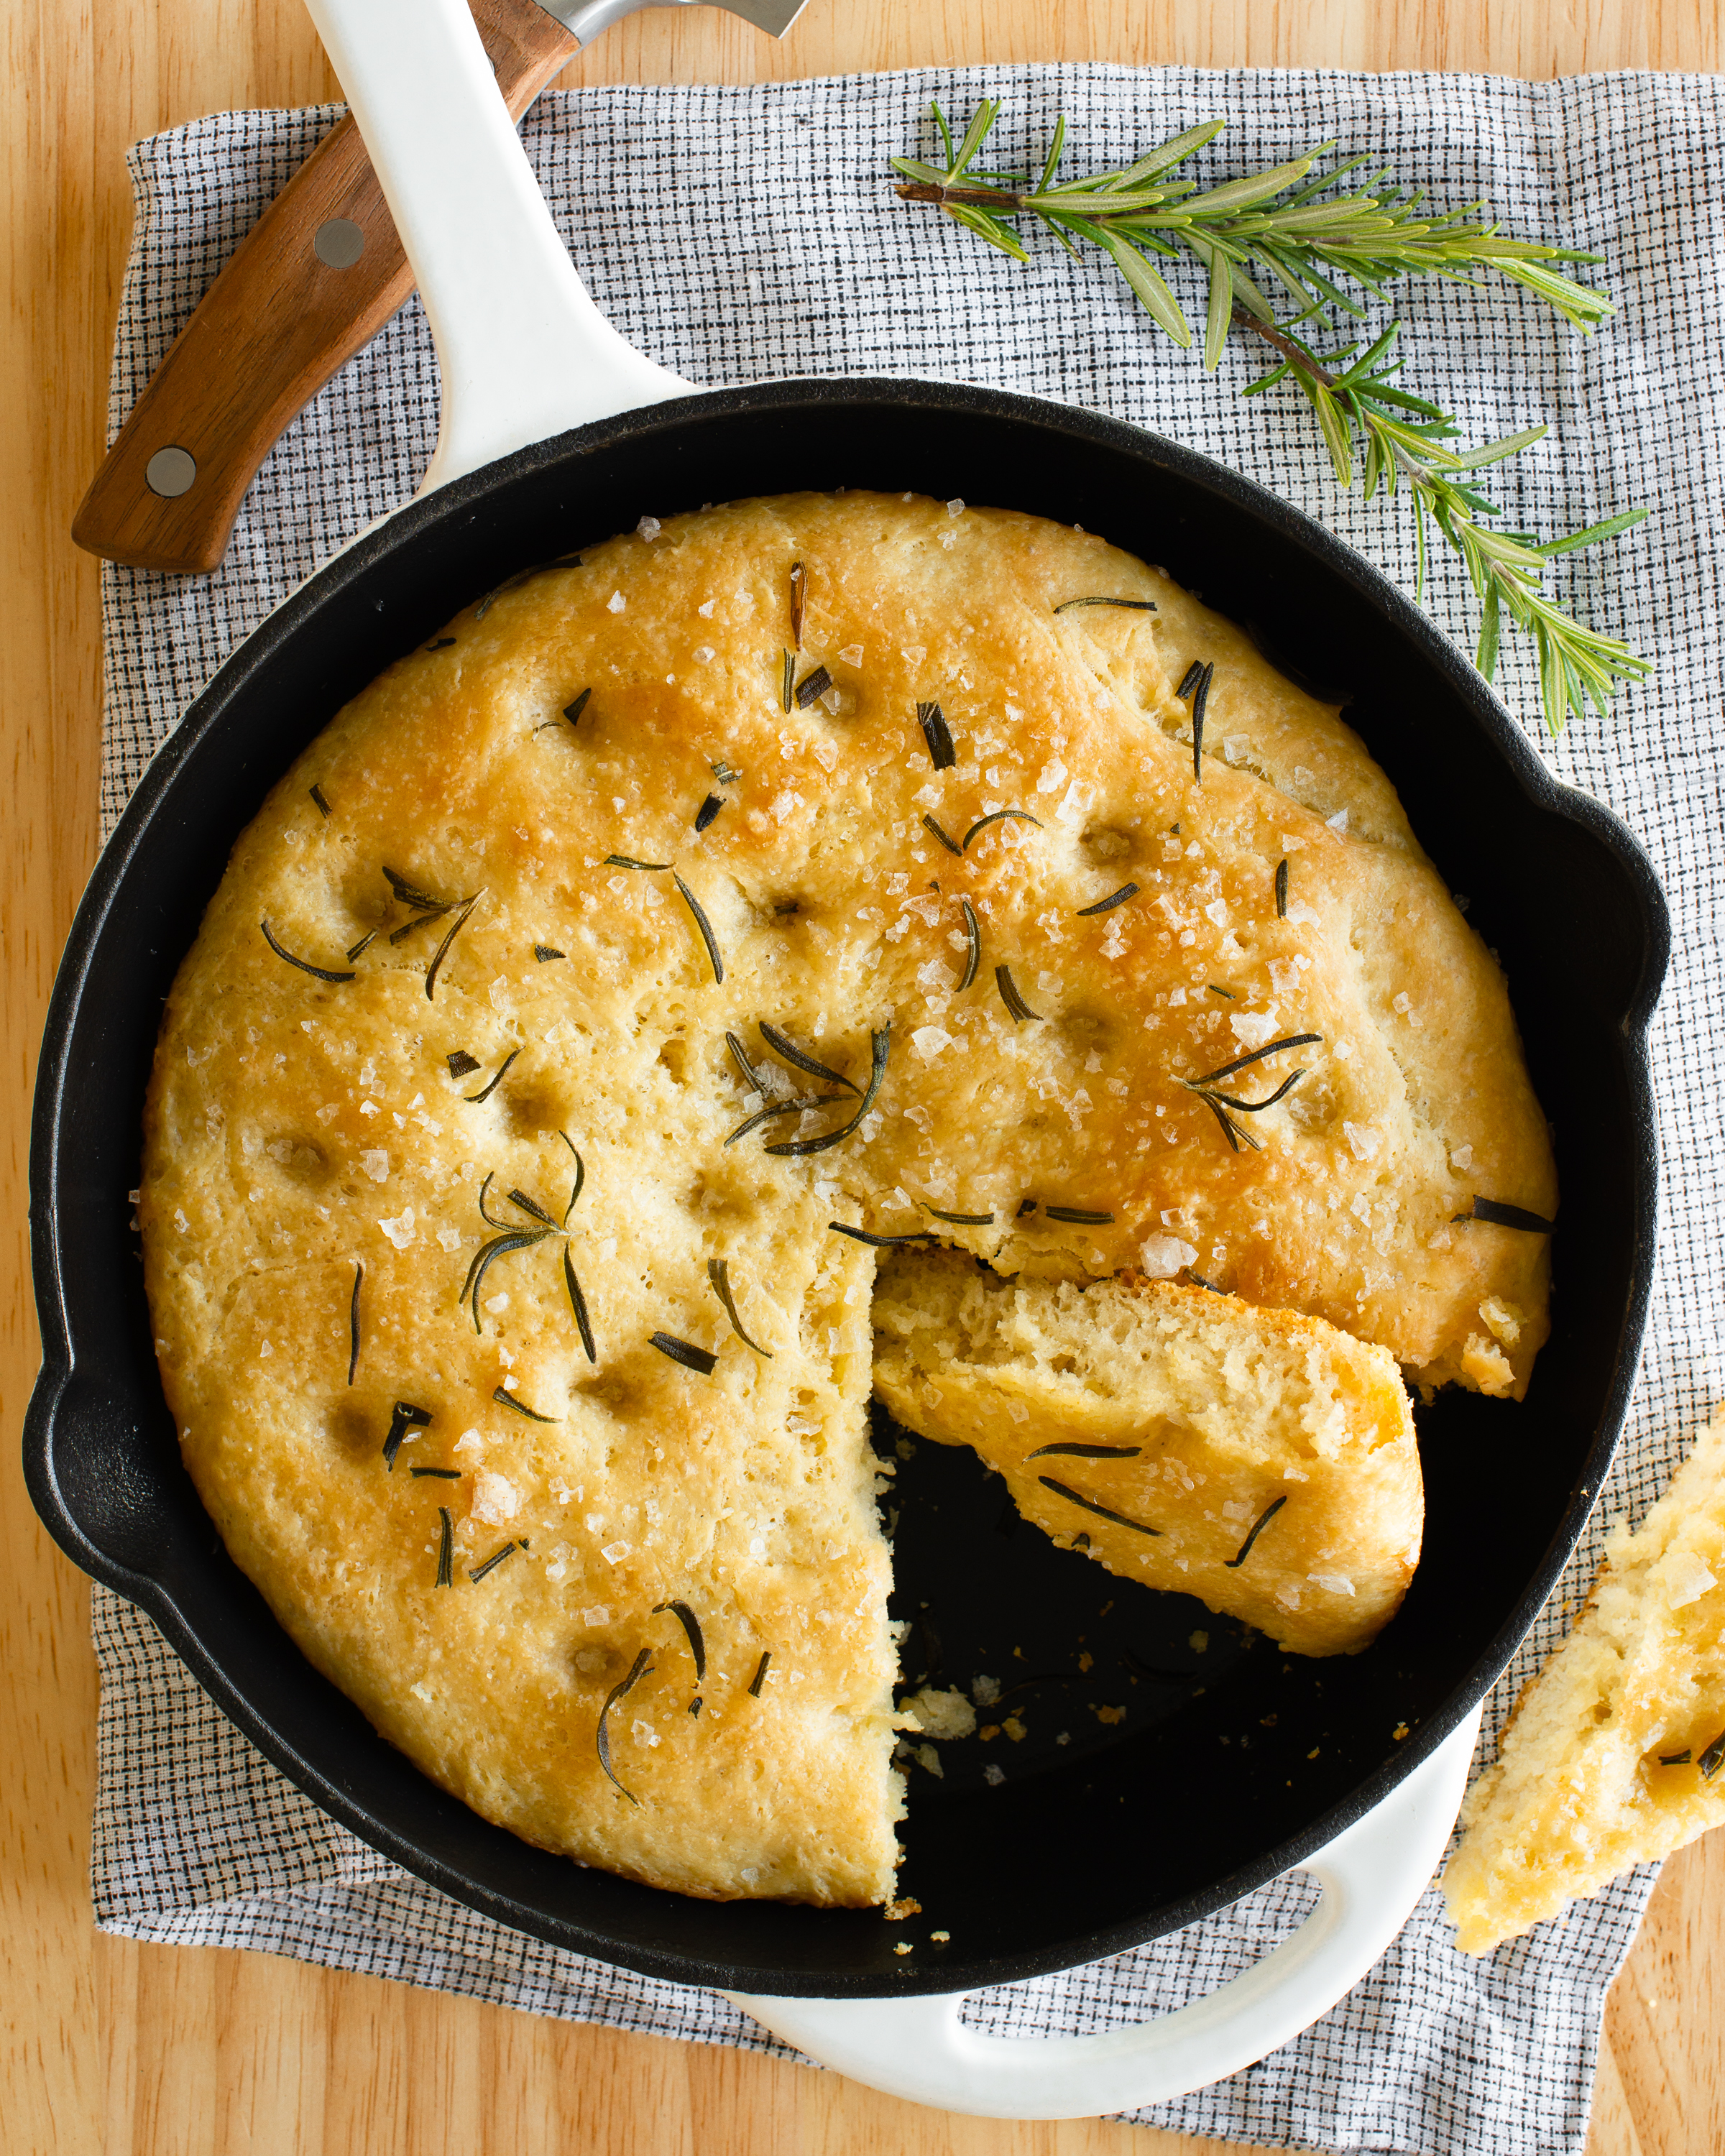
70, 0, 576, 577
725, 1710, 1479, 2122
305, 0, 690, 497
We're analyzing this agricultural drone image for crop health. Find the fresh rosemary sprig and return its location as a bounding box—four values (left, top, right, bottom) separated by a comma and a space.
891, 100, 1648, 734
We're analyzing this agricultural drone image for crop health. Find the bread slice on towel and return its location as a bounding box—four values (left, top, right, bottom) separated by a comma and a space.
870, 1252, 1422, 1657
1445, 1404, 1725, 1955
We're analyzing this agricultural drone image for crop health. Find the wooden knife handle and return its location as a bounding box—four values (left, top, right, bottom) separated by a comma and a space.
72, 0, 576, 576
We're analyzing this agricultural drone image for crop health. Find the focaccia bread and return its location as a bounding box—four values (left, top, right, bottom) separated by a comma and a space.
872, 1253, 1422, 1657
142, 491, 1552, 1902
1444, 1406, 1725, 1955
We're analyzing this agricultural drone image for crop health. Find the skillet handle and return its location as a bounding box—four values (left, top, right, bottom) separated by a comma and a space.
302, 0, 691, 495
724, 1709, 1479, 2122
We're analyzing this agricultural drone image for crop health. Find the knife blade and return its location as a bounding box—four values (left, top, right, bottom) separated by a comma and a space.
71, 0, 810, 576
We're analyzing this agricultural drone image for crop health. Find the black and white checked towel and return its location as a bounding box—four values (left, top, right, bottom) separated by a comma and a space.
89, 67, 1725, 2153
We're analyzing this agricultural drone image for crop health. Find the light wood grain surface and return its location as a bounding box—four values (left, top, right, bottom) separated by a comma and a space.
5, 5, 1721, 2153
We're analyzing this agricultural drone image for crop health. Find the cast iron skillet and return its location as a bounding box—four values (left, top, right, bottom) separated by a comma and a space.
26, 377, 1666, 1999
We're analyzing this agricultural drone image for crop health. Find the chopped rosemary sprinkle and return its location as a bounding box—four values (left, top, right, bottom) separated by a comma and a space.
759, 1021, 861, 1095
829, 1222, 938, 1248
411, 1466, 461, 1479
1275, 857, 1289, 917
650, 1331, 717, 1376
1470, 1197, 1556, 1234
477, 1170, 508, 1227
765, 1023, 891, 1156
924, 1204, 995, 1225
533, 944, 565, 962
795, 664, 834, 710
564, 687, 591, 725
382, 1400, 433, 1472
1016, 1197, 1039, 1217
963, 808, 1041, 850
1224, 1495, 1288, 1568
1659, 1749, 1693, 1766
724, 1095, 842, 1146
462, 1229, 552, 1332
1053, 596, 1159, 614
708, 1257, 773, 1355
958, 896, 981, 990
1176, 663, 1203, 699
464, 1049, 519, 1105
787, 560, 806, 645
1194, 1093, 1263, 1153
916, 700, 956, 769
781, 649, 794, 713
469, 1539, 522, 1583
673, 872, 724, 983
605, 854, 670, 872
385, 867, 446, 913
347, 1261, 362, 1387
436, 1506, 454, 1587
1077, 881, 1139, 916
694, 793, 724, 833
564, 1249, 596, 1363
309, 783, 331, 818
725, 1030, 761, 1089
259, 920, 354, 983
689, 1697, 703, 1717
1185, 660, 1215, 783
492, 1386, 558, 1422
446, 1049, 481, 1079
1044, 1205, 1115, 1224
655, 1599, 708, 1681
425, 893, 480, 1001
1207, 983, 1237, 999
1026, 1442, 1143, 1460
1189, 1033, 1323, 1087
748, 1651, 771, 1697
712, 758, 740, 784
345, 931, 377, 962
1184, 1270, 1225, 1293
995, 964, 1042, 1022
922, 813, 962, 854
558, 1130, 585, 1224
1699, 1730, 1725, 1779
1037, 1477, 1162, 1537
387, 903, 456, 945
597, 1649, 653, 1803
1199, 1069, 1307, 1115
426, 637, 456, 652
507, 1187, 556, 1227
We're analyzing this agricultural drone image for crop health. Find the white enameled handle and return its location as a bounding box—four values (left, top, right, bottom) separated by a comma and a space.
726, 1709, 1478, 2122
303, 0, 692, 498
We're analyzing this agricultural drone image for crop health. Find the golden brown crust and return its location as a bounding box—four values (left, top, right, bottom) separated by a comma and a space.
872, 1256, 1422, 1657
142, 492, 1550, 1899
1444, 1406, 1725, 1954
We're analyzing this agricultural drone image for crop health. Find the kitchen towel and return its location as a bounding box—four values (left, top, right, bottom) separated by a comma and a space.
89, 65, 1725, 2154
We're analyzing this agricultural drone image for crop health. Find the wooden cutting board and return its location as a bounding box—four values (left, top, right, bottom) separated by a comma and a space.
3, 3, 1720, 2152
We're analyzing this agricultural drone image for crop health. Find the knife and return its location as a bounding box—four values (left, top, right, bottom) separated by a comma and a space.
71, 0, 809, 576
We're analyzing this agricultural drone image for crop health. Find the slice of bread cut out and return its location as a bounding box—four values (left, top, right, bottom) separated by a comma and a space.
1445, 1404, 1725, 1954
871, 1253, 1422, 1658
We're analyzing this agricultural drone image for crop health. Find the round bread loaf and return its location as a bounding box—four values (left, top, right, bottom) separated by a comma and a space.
140, 492, 1553, 1902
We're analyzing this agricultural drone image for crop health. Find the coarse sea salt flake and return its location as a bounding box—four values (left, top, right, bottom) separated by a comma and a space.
378, 1205, 415, 1248
1139, 1233, 1197, 1278
360, 1148, 390, 1181
607, 591, 626, 613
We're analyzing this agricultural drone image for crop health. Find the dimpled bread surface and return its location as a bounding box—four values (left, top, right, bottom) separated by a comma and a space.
141, 491, 1552, 1902
872, 1254, 1422, 1657
1443, 1407, 1725, 1955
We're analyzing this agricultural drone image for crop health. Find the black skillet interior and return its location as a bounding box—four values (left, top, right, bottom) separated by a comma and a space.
27, 379, 1667, 1998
